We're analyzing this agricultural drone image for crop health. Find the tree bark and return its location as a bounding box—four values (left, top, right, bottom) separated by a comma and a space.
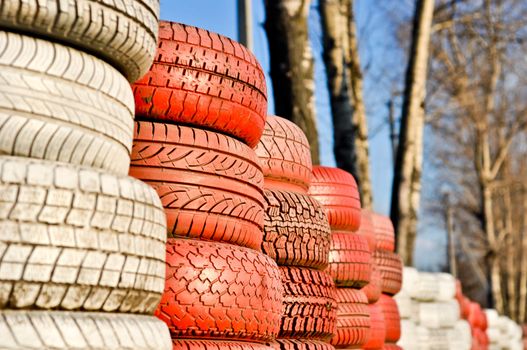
264, 0, 320, 164
390, 0, 435, 265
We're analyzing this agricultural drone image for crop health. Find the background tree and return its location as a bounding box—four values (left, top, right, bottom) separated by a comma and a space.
264, 0, 320, 164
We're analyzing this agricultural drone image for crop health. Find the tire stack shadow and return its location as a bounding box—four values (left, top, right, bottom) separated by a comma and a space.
129, 21, 285, 350
0, 2, 173, 349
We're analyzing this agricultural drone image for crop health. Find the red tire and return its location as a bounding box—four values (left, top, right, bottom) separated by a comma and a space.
356, 210, 376, 253
373, 251, 403, 296
370, 212, 395, 252
133, 21, 267, 148
308, 166, 361, 231
379, 295, 401, 343
279, 266, 337, 339
263, 188, 331, 269
130, 121, 264, 250
255, 115, 312, 193
172, 340, 274, 350
156, 238, 283, 342
383, 344, 402, 350
331, 288, 371, 347
361, 264, 382, 304
272, 339, 335, 350
327, 232, 372, 287
363, 302, 386, 350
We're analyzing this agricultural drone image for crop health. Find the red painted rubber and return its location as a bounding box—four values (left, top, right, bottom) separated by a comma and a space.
362, 302, 386, 350
308, 166, 361, 231
373, 251, 403, 296
272, 339, 335, 350
279, 266, 337, 340
263, 188, 331, 269
130, 121, 264, 250
331, 288, 371, 347
172, 340, 274, 350
379, 295, 401, 343
156, 238, 283, 342
370, 212, 395, 252
133, 21, 267, 148
327, 232, 372, 287
356, 210, 376, 252
382, 344, 402, 350
361, 264, 382, 304
255, 115, 312, 193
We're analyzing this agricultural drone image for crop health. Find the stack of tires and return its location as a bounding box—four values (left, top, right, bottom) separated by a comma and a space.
485, 309, 522, 350
0, 2, 174, 349
130, 22, 284, 349
255, 116, 336, 350
397, 270, 471, 350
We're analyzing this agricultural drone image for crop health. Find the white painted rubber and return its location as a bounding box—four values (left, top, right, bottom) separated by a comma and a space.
409, 272, 439, 301
418, 301, 460, 329
436, 273, 456, 301
0, 157, 166, 313
0, 31, 134, 176
0, 311, 171, 349
0, 0, 159, 82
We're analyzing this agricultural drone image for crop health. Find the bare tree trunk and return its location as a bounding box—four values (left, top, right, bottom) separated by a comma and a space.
390, 0, 435, 265
519, 197, 527, 322
344, 0, 373, 208
264, 0, 320, 164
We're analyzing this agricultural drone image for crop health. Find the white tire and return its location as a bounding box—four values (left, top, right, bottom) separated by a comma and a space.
394, 292, 412, 319
448, 320, 472, 350
485, 309, 499, 328
402, 266, 419, 294
398, 320, 419, 350
436, 273, 456, 301
0, 0, 159, 82
0, 31, 134, 176
418, 301, 460, 329
0, 157, 166, 313
486, 327, 500, 344
409, 272, 439, 301
0, 310, 171, 349
416, 326, 450, 350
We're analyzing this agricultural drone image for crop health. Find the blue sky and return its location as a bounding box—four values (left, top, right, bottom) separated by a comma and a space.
159, 0, 445, 270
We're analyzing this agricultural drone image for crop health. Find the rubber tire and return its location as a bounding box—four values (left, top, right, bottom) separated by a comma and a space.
263, 188, 331, 269
0, 311, 171, 349
130, 121, 264, 250
357, 210, 376, 252
383, 344, 402, 350
327, 232, 372, 287
363, 302, 386, 350
172, 340, 274, 350
331, 288, 371, 347
0, 31, 134, 176
409, 272, 438, 301
370, 212, 395, 252
272, 339, 335, 350
0, 157, 166, 313
156, 238, 283, 342
361, 264, 382, 304
279, 266, 337, 340
418, 301, 460, 329
0, 1, 159, 82
308, 166, 361, 231
255, 115, 312, 193
379, 295, 401, 343
373, 251, 403, 296
133, 21, 267, 148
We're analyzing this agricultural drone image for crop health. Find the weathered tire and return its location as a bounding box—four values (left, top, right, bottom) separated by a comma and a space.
0, 31, 134, 176
279, 266, 337, 340
133, 21, 267, 148
0, 157, 166, 313
156, 238, 283, 342
172, 340, 274, 350
373, 251, 403, 296
327, 232, 372, 287
0, 1, 159, 82
370, 212, 395, 252
379, 295, 401, 343
363, 302, 386, 350
272, 339, 335, 350
357, 210, 376, 252
263, 188, 331, 269
255, 115, 312, 193
361, 264, 382, 304
331, 288, 371, 347
308, 166, 361, 231
0, 311, 171, 349
130, 121, 264, 250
